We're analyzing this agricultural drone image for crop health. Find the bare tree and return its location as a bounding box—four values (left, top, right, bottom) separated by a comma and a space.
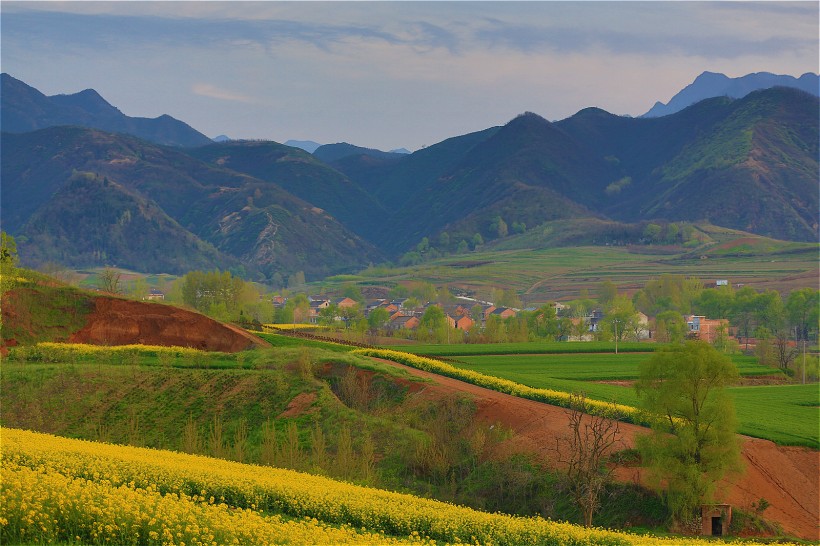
556, 393, 622, 527
98, 267, 122, 294
773, 329, 799, 372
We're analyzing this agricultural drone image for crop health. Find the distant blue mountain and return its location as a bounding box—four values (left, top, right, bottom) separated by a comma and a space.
285, 139, 322, 153
643, 71, 819, 117
313, 142, 408, 163
1, 73, 212, 147
212, 134, 231, 142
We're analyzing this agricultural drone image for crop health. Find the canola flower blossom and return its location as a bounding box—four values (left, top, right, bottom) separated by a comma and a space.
1, 428, 799, 545
8, 342, 216, 363
263, 323, 329, 331
352, 348, 639, 421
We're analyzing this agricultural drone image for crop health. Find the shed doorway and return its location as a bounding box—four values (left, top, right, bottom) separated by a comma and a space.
711, 516, 723, 536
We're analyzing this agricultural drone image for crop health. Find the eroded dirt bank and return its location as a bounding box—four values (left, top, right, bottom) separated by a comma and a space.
374, 358, 819, 541
68, 297, 268, 353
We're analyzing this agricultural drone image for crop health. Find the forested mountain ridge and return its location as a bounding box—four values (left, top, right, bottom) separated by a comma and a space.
2, 76, 817, 280
1, 127, 382, 280
333, 88, 818, 251
187, 140, 388, 237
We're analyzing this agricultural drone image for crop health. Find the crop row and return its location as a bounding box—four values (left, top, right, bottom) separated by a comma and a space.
2, 461, 418, 546
388, 341, 656, 357
352, 348, 640, 422
4, 428, 792, 546
7, 342, 216, 362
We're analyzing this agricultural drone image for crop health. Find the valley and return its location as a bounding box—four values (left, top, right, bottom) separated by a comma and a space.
1, 64, 818, 545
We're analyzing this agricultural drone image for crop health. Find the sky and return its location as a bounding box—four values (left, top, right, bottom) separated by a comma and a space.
2, 1, 818, 151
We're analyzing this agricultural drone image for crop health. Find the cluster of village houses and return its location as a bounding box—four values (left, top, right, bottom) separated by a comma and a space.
265, 294, 729, 342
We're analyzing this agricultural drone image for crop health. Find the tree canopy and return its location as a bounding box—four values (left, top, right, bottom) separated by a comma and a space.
635, 341, 741, 523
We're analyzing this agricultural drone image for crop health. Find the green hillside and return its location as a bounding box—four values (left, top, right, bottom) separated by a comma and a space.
1, 127, 382, 280
188, 140, 388, 238
0, 343, 668, 529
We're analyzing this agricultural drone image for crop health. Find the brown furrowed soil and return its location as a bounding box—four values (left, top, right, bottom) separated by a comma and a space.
68, 297, 268, 352
372, 358, 820, 541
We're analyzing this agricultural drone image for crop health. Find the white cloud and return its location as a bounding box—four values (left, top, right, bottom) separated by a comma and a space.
191, 83, 255, 103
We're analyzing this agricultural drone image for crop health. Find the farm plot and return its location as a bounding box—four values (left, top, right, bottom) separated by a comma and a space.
2, 428, 803, 546
448, 353, 817, 448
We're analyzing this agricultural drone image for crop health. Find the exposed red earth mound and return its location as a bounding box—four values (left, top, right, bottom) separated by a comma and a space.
67, 297, 268, 352
374, 358, 820, 541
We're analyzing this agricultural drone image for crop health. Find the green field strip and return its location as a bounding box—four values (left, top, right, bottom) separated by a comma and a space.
436, 354, 816, 448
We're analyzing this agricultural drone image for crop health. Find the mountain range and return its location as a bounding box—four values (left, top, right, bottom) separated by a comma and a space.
2, 73, 817, 281
1, 73, 212, 147
643, 71, 819, 117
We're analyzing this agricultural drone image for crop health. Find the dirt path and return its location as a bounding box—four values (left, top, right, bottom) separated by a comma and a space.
373, 358, 819, 540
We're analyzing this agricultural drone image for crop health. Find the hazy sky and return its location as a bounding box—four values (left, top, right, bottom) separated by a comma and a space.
2, 1, 818, 151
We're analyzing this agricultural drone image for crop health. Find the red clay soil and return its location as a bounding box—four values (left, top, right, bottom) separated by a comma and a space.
373, 358, 820, 541
68, 297, 268, 353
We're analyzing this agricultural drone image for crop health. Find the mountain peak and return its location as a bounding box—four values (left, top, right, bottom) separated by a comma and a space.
51, 88, 121, 117
644, 71, 819, 118
1, 75, 212, 147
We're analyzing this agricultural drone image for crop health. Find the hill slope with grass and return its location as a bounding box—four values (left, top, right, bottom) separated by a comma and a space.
0, 269, 266, 352
1, 127, 382, 279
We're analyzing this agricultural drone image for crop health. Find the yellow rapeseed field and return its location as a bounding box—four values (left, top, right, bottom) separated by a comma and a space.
9, 341, 214, 361
1, 428, 798, 545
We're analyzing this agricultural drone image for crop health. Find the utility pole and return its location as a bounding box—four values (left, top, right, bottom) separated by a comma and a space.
803, 338, 807, 384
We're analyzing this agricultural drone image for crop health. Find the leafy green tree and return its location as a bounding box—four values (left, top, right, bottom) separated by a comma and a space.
317, 304, 340, 326
1, 231, 19, 294
695, 286, 735, 319
635, 342, 741, 523
633, 274, 702, 315
286, 293, 310, 323
287, 271, 306, 289
484, 314, 507, 343
730, 286, 761, 349
506, 316, 529, 342
665, 223, 680, 243
489, 216, 508, 238
342, 284, 364, 303
471, 233, 484, 249
529, 305, 560, 339
1, 231, 18, 265
339, 304, 363, 329
438, 231, 450, 250
643, 223, 663, 243
456, 240, 469, 254
399, 251, 422, 266
786, 288, 819, 342
416, 237, 430, 254
181, 270, 244, 315
654, 310, 687, 343
418, 305, 448, 343
596, 281, 618, 308
600, 295, 639, 341
367, 307, 390, 333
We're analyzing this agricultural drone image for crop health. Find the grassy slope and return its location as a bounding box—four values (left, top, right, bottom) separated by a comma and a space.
0, 270, 94, 346
327, 232, 818, 303
0, 345, 670, 529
